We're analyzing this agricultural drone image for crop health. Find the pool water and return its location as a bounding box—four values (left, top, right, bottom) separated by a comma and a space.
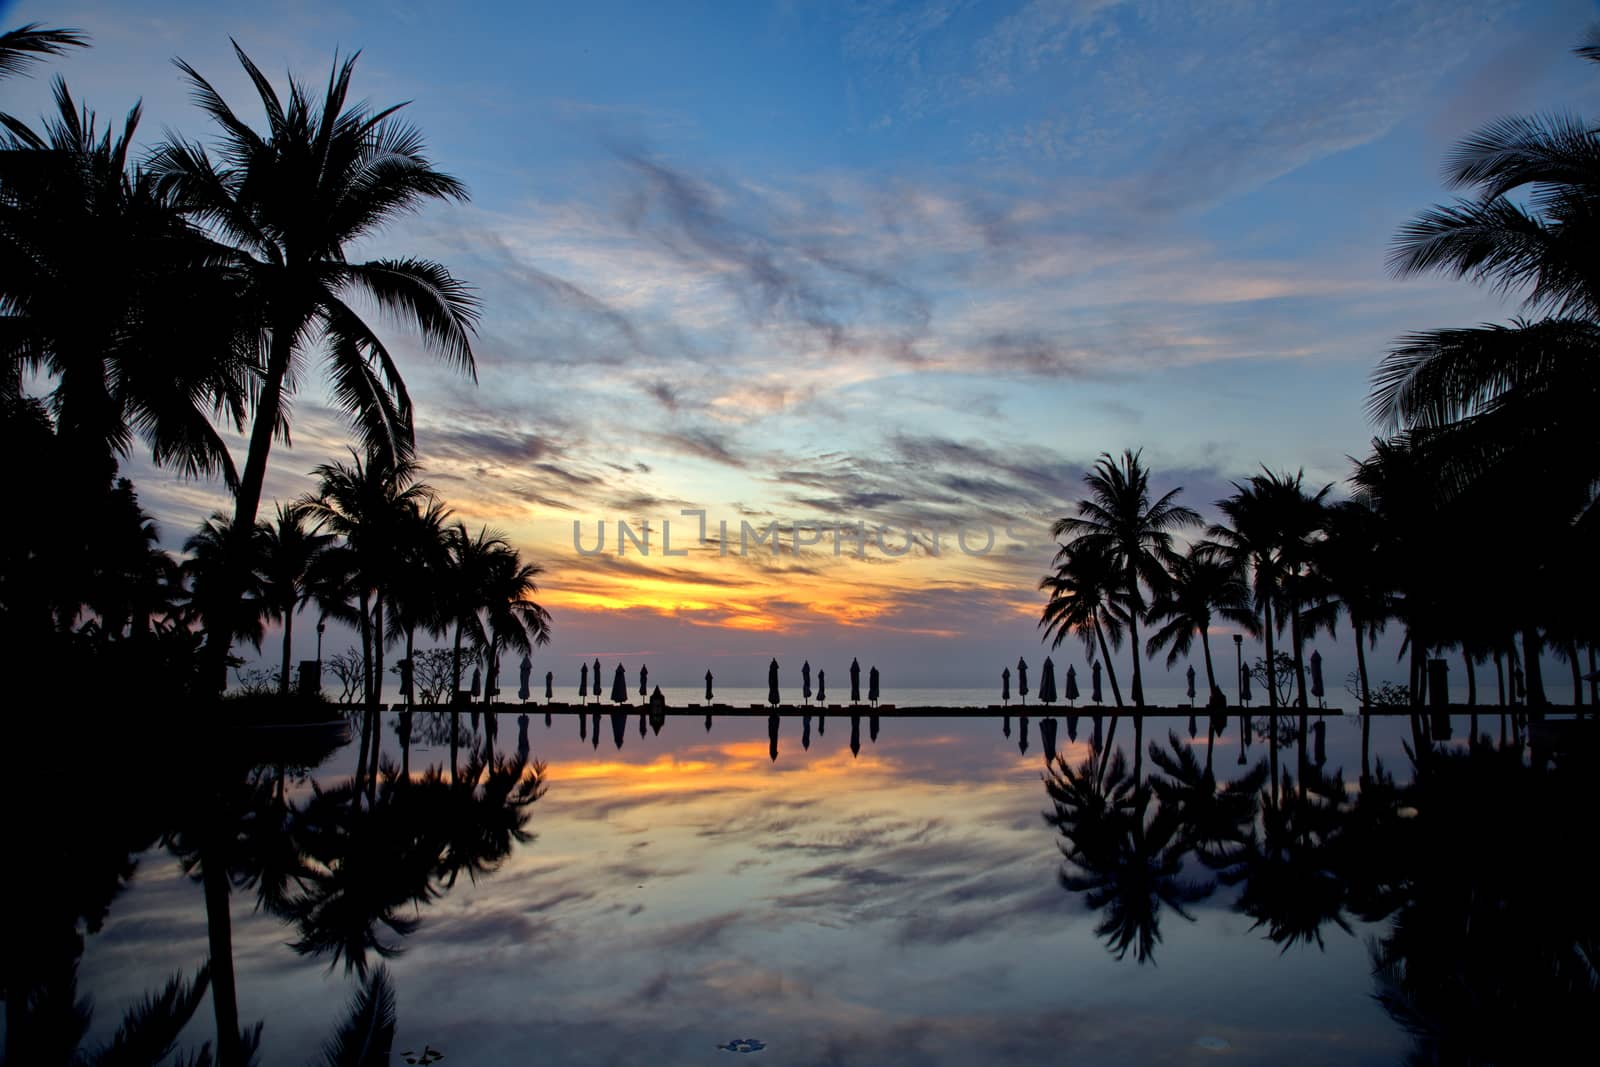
5, 708, 1590, 1065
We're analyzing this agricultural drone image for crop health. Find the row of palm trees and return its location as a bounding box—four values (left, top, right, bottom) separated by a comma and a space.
1041, 37, 1600, 732
1, 24, 482, 696
1046, 733, 1593, 1062
182, 451, 552, 787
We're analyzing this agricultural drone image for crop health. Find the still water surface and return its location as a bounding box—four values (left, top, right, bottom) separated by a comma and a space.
21, 705, 1588, 1065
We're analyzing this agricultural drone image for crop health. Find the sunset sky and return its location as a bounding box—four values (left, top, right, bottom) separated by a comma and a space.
8, 0, 1598, 692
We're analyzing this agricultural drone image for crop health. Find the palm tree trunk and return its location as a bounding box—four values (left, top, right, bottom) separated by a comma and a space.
1567, 639, 1582, 706
1464, 650, 1477, 705
354, 589, 373, 791
1263, 598, 1278, 710
401, 627, 415, 779
1494, 650, 1505, 706
279, 599, 293, 696
367, 591, 385, 798
1093, 617, 1125, 708
450, 619, 463, 782
1127, 614, 1145, 708
1289, 599, 1308, 709
202, 856, 242, 1067
1132, 715, 1144, 786
1354, 621, 1371, 706
207, 326, 294, 688
1200, 630, 1217, 773
1521, 627, 1547, 711
1590, 646, 1599, 706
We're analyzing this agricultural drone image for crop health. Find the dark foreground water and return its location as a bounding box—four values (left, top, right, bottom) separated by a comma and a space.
5, 708, 1592, 1065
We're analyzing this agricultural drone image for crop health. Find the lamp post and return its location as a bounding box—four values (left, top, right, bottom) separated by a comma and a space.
316, 620, 326, 689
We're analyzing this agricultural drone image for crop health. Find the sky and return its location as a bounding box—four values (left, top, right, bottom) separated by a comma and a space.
6, 0, 1599, 694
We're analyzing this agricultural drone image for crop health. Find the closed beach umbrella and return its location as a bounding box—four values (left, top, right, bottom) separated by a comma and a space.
517, 713, 530, 761
1040, 658, 1058, 704
611, 664, 627, 703
802, 661, 812, 704
611, 711, 627, 750
817, 670, 826, 703
1002, 667, 1011, 705
592, 658, 601, 703
1066, 713, 1079, 742
1003, 714, 1011, 738
768, 658, 780, 706
1313, 718, 1327, 765
1092, 661, 1103, 705
470, 666, 481, 699
1017, 657, 1029, 704
768, 714, 780, 762
591, 712, 600, 749
579, 662, 589, 700
1187, 666, 1196, 704
850, 715, 861, 757
869, 715, 879, 742
850, 658, 861, 704
868, 666, 880, 706
545, 671, 553, 701
1040, 716, 1058, 762
639, 665, 648, 698
519, 655, 532, 703
1310, 651, 1325, 705
1065, 666, 1079, 706
705, 669, 714, 702
1019, 715, 1030, 755
579, 711, 587, 741
1241, 666, 1253, 704
802, 714, 811, 750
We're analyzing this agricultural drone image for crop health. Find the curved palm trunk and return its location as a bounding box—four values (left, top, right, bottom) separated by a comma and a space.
1494, 650, 1506, 706
1521, 627, 1547, 711
354, 589, 373, 790
1093, 616, 1125, 708
1200, 629, 1218, 772
400, 627, 415, 779
367, 591, 385, 799
450, 619, 464, 782
1293, 599, 1309, 787
205, 326, 295, 688
279, 599, 294, 696
1567, 639, 1582, 707
1464, 650, 1477, 705
202, 856, 242, 1067
1354, 622, 1371, 707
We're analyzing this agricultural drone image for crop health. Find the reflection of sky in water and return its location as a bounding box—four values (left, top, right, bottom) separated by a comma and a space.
75, 712, 1453, 1064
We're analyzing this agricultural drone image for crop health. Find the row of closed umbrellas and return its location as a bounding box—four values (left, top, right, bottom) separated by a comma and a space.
1001, 651, 1327, 706
496, 656, 886, 705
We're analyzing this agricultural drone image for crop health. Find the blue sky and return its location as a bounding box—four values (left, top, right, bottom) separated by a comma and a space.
7, 0, 1598, 693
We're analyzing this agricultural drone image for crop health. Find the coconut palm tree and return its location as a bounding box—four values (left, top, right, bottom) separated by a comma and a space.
150, 44, 479, 682
1053, 450, 1200, 708
302, 451, 435, 794
0, 23, 87, 124
439, 523, 511, 779
256, 502, 336, 695
477, 546, 553, 757
1039, 541, 1129, 707
385, 498, 452, 775
181, 513, 266, 690
2, 79, 253, 487
1145, 542, 1256, 764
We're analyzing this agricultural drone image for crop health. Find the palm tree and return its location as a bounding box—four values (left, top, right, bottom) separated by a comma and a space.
302, 451, 434, 793
1039, 541, 1129, 706
477, 545, 553, 756
181, 513, 266, 690
2, 79, 253, 486
1145, 542, 1256, 765
257, 503, 335, 695
150, 44, 479, 683
1053, 450, 1200, 708
0, 23, 87, 125
439, 523, 511, 779
385, 498, 452, 775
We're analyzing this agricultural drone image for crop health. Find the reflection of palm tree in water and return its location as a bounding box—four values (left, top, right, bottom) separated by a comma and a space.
1045, 750, 1213, 963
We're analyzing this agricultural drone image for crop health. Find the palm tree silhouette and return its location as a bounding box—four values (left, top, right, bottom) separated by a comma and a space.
1145, 542, 1256, 766
1052, 450, 1199, 709
1046, 749, 1212, 963
2, 79, 253, 489
303, 451, 436, 794
150, 44, 478, 684
256, 502, 335, 696
181, 513, 266, 689
1040, 541, 1129, 707
476, 546, 552, 759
